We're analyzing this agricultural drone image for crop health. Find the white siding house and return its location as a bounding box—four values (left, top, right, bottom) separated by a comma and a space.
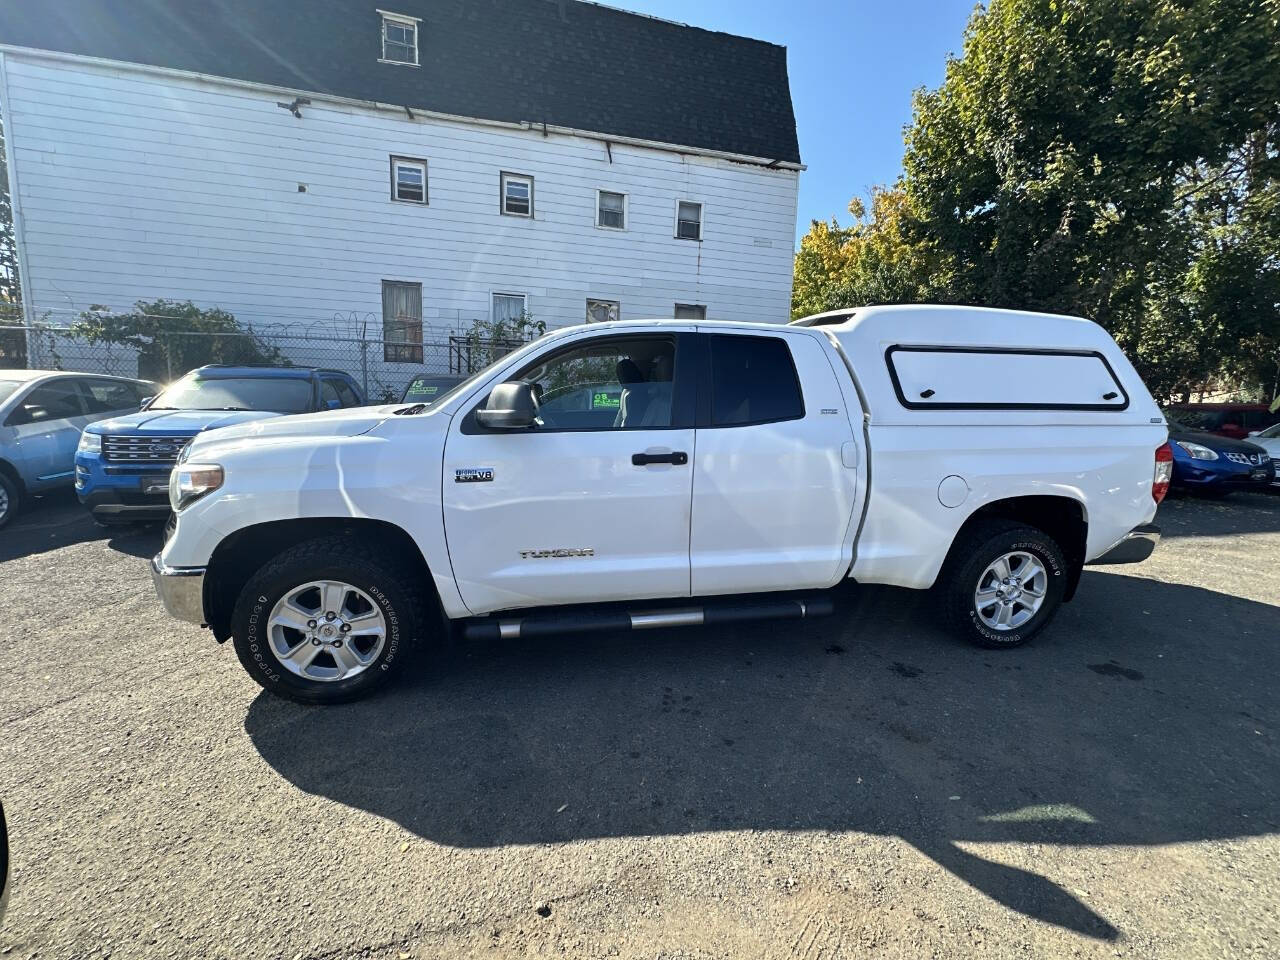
0, 0, 802, 393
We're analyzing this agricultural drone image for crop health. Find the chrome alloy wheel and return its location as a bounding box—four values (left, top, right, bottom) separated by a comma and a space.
267, 580, 387, 682
973, 551, 1047, 631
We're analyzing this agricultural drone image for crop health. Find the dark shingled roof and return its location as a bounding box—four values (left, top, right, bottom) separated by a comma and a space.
0, 0, 801, 163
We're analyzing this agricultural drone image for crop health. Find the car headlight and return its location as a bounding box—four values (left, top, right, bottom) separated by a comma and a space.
1175, 440, 1219, 461
169, 463, 224, 512
77, 431, 102, 455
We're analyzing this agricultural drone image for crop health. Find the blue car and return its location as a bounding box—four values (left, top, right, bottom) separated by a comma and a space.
76, 365, 366, 525
1167, 416, 1275, 496
0, 370, 156, 528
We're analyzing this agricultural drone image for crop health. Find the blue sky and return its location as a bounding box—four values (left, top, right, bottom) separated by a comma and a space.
612, 0, 977, 245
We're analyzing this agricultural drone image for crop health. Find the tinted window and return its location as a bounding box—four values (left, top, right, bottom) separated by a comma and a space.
149, 375, 314, 413
334, 381, 361, 407
708, 335, 803, 427
80, 378, 142, 414
320, 380, 342, 409
8, 380, 85, 425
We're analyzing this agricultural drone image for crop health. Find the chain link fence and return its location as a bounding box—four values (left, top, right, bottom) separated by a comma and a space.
0, 307, 531, 403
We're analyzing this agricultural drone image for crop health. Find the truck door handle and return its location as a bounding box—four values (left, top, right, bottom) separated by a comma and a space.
632, 451, 689, 466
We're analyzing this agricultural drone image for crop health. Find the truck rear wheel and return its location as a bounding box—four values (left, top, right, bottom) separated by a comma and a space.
937, 520, 1067, 649
230, 535, 427, 704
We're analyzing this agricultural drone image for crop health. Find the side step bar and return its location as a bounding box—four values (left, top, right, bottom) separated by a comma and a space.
463, 596, 834, 642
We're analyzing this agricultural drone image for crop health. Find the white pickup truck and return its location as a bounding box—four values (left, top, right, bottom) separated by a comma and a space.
152, 305, 1171, 704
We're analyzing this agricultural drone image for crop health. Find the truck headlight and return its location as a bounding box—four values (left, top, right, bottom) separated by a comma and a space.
170, 463, 224, 511
1175, 440, 1218, 461
77, 431, 102, 455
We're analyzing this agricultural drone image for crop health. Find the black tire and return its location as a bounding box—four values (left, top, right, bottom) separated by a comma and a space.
937, 519, 1068, 649
230, 535, 429, 705
0, 472, 19, 530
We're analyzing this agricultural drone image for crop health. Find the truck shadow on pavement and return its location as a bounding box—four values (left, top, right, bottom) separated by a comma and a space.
0, 489, 160, 563
245, 571, 1279, 943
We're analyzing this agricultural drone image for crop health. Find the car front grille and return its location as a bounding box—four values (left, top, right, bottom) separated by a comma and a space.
102, 435, 190, 464
1224, 451, 1268, 466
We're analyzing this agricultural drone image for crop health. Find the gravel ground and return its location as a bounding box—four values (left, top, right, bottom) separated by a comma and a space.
0, 489, 1277, 959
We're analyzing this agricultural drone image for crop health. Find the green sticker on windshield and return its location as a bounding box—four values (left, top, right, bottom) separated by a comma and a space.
592, 391, 620, 409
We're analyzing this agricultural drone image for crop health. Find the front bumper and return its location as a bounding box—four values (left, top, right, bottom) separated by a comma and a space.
150, 554, 207, 625
1172, 458, 1275, 490
76, 454, 173, 517
1088, 524, 1161, 565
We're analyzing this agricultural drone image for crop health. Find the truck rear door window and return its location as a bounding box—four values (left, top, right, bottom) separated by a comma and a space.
886, 346, 1129, 411
708, 335, 804, 427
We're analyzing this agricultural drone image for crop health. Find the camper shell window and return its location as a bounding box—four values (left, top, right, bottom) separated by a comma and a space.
885, 346, 1129, 411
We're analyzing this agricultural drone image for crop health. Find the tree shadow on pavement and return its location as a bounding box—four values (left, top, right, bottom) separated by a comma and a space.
245, 571, 1279, 942
0, 489, 162, 562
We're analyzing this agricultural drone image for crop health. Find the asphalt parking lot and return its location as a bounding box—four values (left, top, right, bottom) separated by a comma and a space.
1, 489, 1277, 959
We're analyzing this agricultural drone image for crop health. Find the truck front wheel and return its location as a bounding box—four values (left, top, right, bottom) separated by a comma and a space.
938, 520, 1067, 649
229, 536, 427, 704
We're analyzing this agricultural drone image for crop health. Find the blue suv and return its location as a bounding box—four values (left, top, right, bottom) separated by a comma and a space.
75, 365, 365, 525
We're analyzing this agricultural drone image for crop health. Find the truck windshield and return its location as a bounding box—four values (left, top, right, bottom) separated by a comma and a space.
401, 337, 552, 412
149, 376, 314, 413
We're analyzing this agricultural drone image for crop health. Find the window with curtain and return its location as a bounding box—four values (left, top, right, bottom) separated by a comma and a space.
492, 292, 528, 329
382, 281, 423, 363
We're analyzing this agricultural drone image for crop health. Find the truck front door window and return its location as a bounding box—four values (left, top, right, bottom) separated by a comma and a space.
516, 337, 677, 431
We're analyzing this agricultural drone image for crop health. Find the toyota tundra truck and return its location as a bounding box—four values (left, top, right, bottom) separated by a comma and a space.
151, 306, 1171, 704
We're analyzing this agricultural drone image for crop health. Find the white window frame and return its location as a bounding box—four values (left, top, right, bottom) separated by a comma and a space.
596, 189, 628, 230
500, 172, 534, 218
586, 298, 621, 323
674, 303, 706, 321
390, 156, 428, 204
491, 291, 529, 324
379, 10, 421, 66
675, 200, 704, 241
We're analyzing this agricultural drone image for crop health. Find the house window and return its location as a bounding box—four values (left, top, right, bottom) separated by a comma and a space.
380, 11, 420, 65
382, 281, 423, 362
501, 172, 533, 217
391, 156, 428, 204
674, 303, 706, 320
492, 292, 528, 327
597, 190, 626, 229
676, 201, 703, 241
586, 299, 620, 324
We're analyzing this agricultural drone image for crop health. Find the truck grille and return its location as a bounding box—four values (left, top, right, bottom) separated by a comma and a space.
102, 435, 190, 464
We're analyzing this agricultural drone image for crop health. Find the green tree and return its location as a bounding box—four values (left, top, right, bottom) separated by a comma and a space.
792, 186, 944, 318
72, 299, 287, 382
899, 0, 1280, 399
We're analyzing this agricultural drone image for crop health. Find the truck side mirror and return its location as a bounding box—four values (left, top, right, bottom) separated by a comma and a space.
139, 396, 155, 410
476, 381, 538, 429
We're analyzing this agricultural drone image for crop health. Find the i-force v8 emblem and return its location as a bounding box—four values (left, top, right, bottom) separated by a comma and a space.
455, 467, 494, 483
